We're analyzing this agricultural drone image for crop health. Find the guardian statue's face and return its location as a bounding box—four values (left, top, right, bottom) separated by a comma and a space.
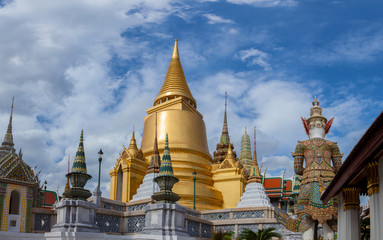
308, 120, 326, 139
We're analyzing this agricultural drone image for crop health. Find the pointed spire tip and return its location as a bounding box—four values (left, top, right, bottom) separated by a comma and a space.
172, 39, 179, 59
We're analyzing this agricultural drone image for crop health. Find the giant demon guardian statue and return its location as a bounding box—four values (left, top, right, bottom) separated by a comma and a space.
276, 97, 343, 240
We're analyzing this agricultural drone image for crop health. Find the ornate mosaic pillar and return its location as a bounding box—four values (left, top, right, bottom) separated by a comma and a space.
0, 183, 6, 230
365, 160, 380, 240
341, 187, 360, 240
25, 187, 34, 232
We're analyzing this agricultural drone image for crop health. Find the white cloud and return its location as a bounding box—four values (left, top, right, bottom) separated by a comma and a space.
227, 0, 297, 8
0, 0, 177, 196
236, 48, 271, 70
203, 13, 234, 24
308, 25, 383, 64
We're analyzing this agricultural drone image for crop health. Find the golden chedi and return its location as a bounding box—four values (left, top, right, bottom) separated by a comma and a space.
109, 127, 149, 202
140, 39, 223, 210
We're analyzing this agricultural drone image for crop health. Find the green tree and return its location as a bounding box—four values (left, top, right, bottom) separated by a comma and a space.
238, 227, 282, 240
212, 230, 233, 240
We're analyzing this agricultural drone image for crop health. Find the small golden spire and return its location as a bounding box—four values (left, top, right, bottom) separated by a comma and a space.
225, 139, 235, 163
128, 125, 138, 156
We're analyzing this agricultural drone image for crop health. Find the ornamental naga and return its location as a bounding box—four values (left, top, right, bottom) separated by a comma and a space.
276, 97, 343, 240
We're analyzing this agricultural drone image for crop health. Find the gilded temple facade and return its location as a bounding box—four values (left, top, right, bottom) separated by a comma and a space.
109, 128, 148, 202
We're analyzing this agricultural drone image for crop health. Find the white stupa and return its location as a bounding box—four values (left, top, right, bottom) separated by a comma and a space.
131, 114, 161, 202
237, 127, 272, 208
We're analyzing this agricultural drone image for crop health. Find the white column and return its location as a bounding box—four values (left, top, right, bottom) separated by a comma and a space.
365, 158, 381, 240
337, 193, 346, 240
341, 187, 360, 240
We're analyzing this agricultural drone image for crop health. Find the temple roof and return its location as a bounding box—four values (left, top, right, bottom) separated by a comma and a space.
154, 39, 196, 108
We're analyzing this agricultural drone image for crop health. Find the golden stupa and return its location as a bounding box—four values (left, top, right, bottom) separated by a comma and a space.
140, 39, 223, 210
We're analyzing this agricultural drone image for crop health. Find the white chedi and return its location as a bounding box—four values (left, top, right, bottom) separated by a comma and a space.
236, 182, 272, 208
131, 172, 159, 201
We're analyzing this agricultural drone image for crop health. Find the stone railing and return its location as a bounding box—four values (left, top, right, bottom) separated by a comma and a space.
185, 207, 212, 239
100, 197, 126, 212
31, 207, 56, 233
29, 198, 284, 239
201, 206, 283, 238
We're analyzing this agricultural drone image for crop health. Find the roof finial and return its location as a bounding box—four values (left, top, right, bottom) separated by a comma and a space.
0, 97, 16, 156
224, 91, 227, 125
226, 138, 235, 162
312, 96, 319, 106
172, 39, 179, 59
132, 125, 135, 139
128, 125, 138, 155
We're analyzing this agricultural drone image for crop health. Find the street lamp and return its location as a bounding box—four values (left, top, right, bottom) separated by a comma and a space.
192, 171, 197, 210
97, 148, 103, 191
283, 180, 287, 211
43, 180, 47, 208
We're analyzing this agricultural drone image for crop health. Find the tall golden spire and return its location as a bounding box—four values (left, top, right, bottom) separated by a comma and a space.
220, 91, 229, 144
128, 125, 139, 156
0, 97, 16, 157
154, 39, 196, 108
248, 127, 262, 183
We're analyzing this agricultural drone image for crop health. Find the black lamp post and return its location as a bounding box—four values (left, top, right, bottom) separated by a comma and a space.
97, 148, 103, 190
193, 171, 197, 210
43, 180, 47, 208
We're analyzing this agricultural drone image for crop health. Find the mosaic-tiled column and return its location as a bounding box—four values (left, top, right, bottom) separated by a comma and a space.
25, 187, 34, 232
0, 183, 7, 230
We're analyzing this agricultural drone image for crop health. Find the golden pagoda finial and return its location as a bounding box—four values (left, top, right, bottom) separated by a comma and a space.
128, 125, 138, 156
154, 39, 196, 108
225, 138, 235, 163
132, 125, 135, 139
172, 39, 179, 59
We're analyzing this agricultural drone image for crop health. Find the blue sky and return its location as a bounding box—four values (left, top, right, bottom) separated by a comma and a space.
0, 0, 382, 197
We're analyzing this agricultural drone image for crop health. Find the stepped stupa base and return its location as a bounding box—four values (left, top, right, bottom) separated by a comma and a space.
237, 182, 272, 208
